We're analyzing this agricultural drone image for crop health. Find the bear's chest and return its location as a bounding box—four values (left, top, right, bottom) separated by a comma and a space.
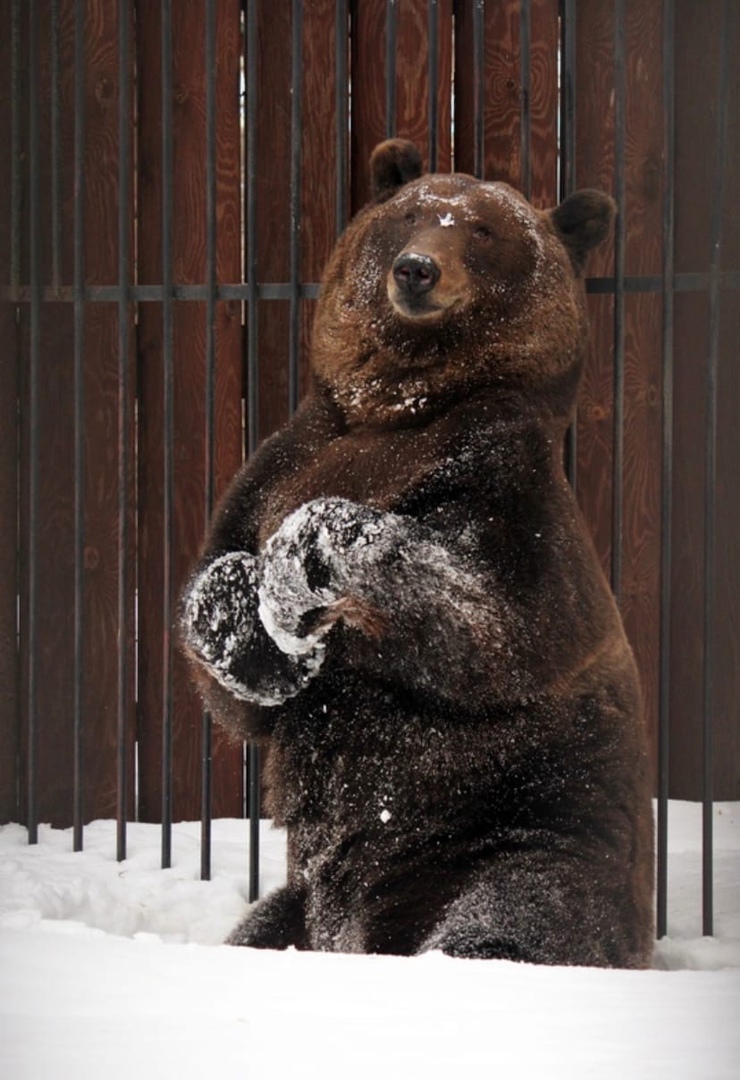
258, 422, 459, 547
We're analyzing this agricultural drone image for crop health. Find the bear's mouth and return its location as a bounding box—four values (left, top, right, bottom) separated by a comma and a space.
386, 274, 462, 322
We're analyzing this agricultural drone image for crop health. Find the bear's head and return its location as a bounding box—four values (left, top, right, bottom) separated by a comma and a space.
311, 139, 615, 430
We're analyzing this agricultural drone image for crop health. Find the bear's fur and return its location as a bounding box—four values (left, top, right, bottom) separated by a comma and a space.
180, 139, 655, 967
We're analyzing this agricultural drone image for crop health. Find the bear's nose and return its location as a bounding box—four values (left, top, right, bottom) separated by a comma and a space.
392, 253, 441, 296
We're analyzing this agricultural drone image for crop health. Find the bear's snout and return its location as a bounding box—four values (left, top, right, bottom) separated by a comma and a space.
387, 237, 469, 321
392, 253, 441, 297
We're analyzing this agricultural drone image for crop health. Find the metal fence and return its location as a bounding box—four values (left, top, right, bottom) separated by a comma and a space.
1, 0, 738, 937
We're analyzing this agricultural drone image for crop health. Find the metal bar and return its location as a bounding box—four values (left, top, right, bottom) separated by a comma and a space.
200, 0, 218, 884
519, 0, 531, 198
656, 0, 675, 942
385, 0, 397, 139
288, 0, 303, 416
473, 0, 485, 178
561, 0, 577, 491
26, 0, 40, 845
116, 0, 131, 864
160, 0, 174, 871
428, 0, 439, 172
50, 0, 61, 292
335, 0, 349, 235
245, 0, 260, 904
72, 0, 86, 854
6, 272, 740, 306
702, 0, 730, 938
611, 0, 626, 604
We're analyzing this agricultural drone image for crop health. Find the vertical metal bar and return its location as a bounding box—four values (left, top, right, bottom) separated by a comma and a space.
702, 0, 730, 939
656, 0, 675, 942
519, 0, 531, 199
611, 0, 626, 604
245, 0, 260, 904
385, 0, 397, 139
50, 0, 61, 293
428, 0, 439, 172
288, 0, 303, 416
26, 0, 40, 845
561, 0, 578, 491
160, 0, 174, 870
473, 0, 485, 178
201, 0, 218, 883
72, 0, 86, 853
116, 0, 131, 864
335, 0, 349, 235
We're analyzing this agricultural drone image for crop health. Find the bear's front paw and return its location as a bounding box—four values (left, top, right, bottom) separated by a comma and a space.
181, 551, 260, 693
258, 498, 386, 657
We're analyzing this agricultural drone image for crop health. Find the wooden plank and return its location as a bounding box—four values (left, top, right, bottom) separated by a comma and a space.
454, 0, 522, 183
351, 1, 452, 208
573, 0, 616, 584
618, 0, 665, 778
713, 0, 740, 800
668, 292, 708, 799
528, 0, 560, 207
669, 0, 725, 794
79, 0, 136, 821
138, 0, 244, 822
0, 0, 19, 823
18, 1, 77, 827
454, 0, 558, 200
253, 0, 292, 443
299, 0, 339, 398
350, 1, 386, 210
211, 0, 247, 818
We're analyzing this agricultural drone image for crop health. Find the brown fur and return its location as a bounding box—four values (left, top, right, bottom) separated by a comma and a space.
180, 140, 654, 967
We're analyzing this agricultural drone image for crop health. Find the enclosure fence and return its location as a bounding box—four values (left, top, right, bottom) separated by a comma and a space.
0, 0, 738, 937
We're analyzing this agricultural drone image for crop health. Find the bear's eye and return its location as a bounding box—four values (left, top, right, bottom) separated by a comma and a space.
404, 212, 418, 227
473, 224, 492, 240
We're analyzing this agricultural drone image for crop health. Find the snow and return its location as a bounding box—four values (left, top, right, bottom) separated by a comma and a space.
1, 804, 739, 1079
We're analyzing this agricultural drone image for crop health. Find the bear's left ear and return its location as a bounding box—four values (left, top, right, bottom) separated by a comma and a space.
549, 190, 616, 273
370, 139, 424, 202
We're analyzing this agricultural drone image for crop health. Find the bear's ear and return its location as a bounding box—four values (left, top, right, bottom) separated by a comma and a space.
549, 190, 616, 273
370, 139, 424, 202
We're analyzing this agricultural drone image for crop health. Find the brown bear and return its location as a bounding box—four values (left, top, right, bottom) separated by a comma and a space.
181, 139, 655, 967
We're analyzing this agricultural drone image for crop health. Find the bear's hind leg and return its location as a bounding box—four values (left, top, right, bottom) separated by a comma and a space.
227, 884, 308, 950
417, 852, 643, 968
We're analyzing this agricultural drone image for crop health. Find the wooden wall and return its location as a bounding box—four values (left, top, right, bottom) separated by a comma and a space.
0, 0, 737, 827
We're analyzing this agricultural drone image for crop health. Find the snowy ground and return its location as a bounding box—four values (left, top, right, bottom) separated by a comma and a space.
1, 802, 739, 1079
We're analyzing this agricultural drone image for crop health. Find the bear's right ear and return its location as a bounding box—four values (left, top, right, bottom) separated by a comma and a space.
549, 190, 616, 274
370, 139, 424, 202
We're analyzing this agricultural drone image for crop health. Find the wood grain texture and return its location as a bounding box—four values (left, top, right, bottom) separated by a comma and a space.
80, 0, 136, 822
17, 3, 77, 827
528, 0, 559, 207
137, 0, 245, 822
668, 293, 708, 798
0, 0, 19, 822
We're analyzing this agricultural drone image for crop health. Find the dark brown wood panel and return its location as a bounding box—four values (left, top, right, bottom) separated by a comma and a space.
573, 0, 616, 580
80, 2, 136, 822
668, 292, 708, 798
528, 0, 559, 207
714, 293, 740, 799
211, 2, 247, 817
137, 0, 244, 822
350, 1, 387, 210
0, 0, 18, 822
620, 291, 663, 771
17, 3, 77, 827
253, 0, 292, 443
